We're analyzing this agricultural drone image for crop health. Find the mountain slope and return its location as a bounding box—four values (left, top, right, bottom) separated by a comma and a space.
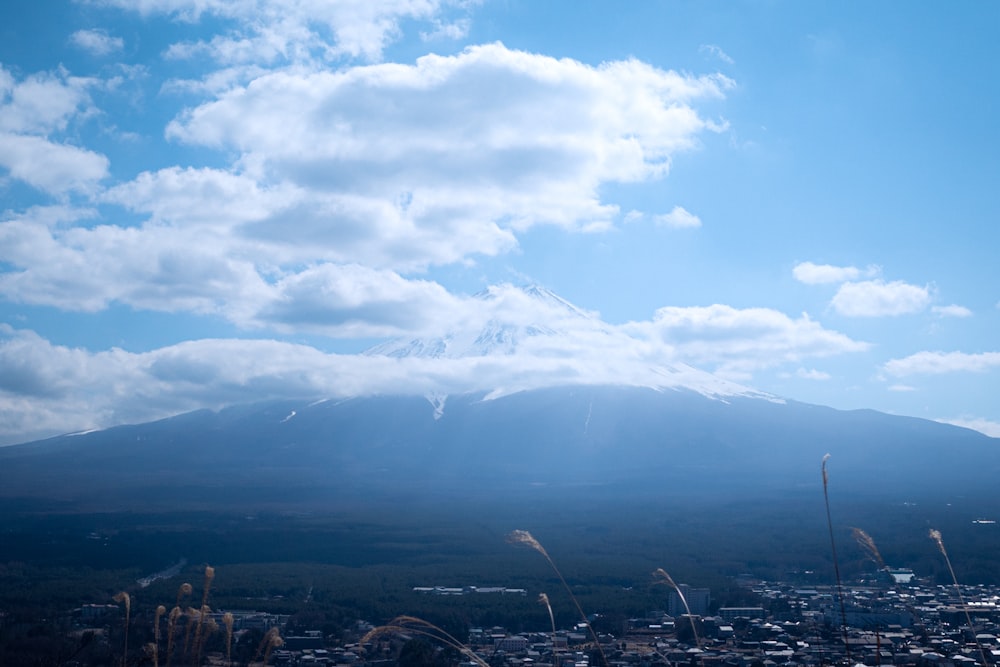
0, 385, 995, 510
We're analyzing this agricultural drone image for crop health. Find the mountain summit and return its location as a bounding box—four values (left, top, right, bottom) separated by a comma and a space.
364, 283, 775, 402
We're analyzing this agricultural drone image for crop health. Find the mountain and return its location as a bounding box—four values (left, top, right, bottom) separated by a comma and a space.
1, 285, 996, 511
0, 386, 996, 511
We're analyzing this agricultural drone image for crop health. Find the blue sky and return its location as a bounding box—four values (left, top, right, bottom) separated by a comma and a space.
1, 0, 998, 445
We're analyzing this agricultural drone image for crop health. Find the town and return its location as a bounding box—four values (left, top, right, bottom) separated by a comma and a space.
64, 570, 1000, 667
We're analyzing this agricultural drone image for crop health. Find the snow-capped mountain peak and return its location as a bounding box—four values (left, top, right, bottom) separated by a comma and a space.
363, 284, 779, 404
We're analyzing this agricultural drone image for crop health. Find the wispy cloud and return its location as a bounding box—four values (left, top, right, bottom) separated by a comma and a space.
931, 304, 972, 318
699, 44, 734, 65
936, 417, 1000, 438
883, 350, 1000, 376
101, 0, 476, 64
70, 29, 124, 56
792, 261, 878, 285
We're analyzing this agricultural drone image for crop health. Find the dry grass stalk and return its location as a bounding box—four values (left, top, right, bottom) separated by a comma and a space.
539, 592, 557, 640
153, 604, 166, 667
821, 454, 851, 664
361, 615, 490, 667
930, 529, 990, 667
193, 604, 213, 665
223, 611, 234, 667
182, 606, 198, 658
252, 627, 283, 665
113, 591, 131, 667
851, 528, 886, 570
176, 582, 192, 608
507, 529, 608, 667
166, 606, 182, 667
192, 566, 215, 663
652, 569, 702, 650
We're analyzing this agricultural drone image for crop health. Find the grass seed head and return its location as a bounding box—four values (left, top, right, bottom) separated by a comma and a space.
852, 528, 886, 569
506, 529, 549, 559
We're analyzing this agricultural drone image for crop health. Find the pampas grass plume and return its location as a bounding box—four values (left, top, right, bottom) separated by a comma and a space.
113, 591, 131, 667
929, 529, 989, 667
166, 606, 181, 667
153, 604, 166, 667
223, 611, 234, 667
508, 529, 608, 667
852, 527, 886, 570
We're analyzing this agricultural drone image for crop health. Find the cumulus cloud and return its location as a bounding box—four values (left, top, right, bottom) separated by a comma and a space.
165, 44, 730, 249
883, 350, 1000, 376
830, 279, 931, 317
654, 206, 701, 229
0, 66, 107, 194
70, 29, 124, 55
792, 261, 878, 285
5, 43, 731, 328
624, 304, 869, 379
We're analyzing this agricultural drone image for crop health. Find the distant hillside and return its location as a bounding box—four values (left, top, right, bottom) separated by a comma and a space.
1, 385, 995, 511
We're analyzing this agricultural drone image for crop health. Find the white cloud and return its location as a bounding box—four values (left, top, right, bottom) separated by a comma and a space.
625, 304, 869, 379
931, 304, 972, 318
699, 44, 734, 65
0, 66, 95, 135
888, 384, 916, 392
420, 18, 471, 41
2, 43, 732, 327
163, 44, 729, 260
70, 29, 125, 55
883, 350, 1000, 377
0, 133, 109, 195
792, 261, 878, 285
830, 279, 931, 317
0, 312, 761, 445
796, 368, 831, 381
936, 417, 1000, 438
0, 67, 107, 194
654, 206, 701, 229
97, 0, 475, 64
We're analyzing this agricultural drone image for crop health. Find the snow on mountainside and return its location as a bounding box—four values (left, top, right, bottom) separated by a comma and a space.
365, 284, 779, 403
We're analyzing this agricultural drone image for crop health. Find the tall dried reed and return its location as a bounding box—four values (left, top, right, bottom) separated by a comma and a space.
166, 582, 191, 667
652, 569, 702, 650
192, 565, 215, 664
361, 615, 490, 667
166, 605, 182, 667
252, 627, 284, 665
182, 606, 198, 658
851, 527, 886, 570
539, 593, 559, 665
113, 591, 131, 667
930, 529, 990, 667
821, 454, 851, 664
223, 611, 234, 667
153, 604, 166, 667
507, 529, 608, 667
175, 582, 192, 608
